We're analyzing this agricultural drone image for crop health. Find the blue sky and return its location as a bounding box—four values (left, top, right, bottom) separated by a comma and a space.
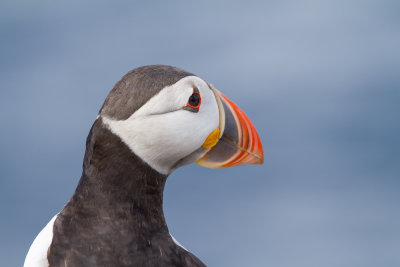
1, 1, 399, 266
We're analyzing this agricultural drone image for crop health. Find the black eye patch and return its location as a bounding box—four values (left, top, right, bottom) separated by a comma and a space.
183, 86, 201, 113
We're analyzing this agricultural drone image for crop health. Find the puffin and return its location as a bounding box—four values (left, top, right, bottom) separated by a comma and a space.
24, 65, 264, 267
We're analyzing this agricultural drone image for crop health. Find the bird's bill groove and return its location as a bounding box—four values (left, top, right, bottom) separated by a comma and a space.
196, 88, 264, 168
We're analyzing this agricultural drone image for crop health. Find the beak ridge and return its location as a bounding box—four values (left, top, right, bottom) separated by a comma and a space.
197, 88, 264, 169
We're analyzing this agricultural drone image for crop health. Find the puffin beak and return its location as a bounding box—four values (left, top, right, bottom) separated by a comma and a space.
197, 85, 264, 168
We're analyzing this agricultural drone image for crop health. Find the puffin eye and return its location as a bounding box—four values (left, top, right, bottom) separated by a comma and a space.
188, 94, 200, 107
183, 87, 201, 113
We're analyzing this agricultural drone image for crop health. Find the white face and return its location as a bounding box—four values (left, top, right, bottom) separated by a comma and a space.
101, 76, 220, 174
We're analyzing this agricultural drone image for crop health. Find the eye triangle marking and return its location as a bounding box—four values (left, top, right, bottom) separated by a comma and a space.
183, 86, 201, 112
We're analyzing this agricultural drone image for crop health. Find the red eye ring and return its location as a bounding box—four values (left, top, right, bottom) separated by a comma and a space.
184, 86, 201, 112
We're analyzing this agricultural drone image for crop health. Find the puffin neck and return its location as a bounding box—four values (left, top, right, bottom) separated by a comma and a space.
48, 119, 206, 266
67, 118, 169, 233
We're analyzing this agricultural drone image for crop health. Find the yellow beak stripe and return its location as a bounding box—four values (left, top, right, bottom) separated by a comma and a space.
202, 128, 220, 148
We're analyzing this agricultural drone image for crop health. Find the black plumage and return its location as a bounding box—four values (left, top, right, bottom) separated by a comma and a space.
48, 66, 206, 267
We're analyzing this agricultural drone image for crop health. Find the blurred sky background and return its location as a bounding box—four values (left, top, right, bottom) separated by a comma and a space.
1, 1, 399, 266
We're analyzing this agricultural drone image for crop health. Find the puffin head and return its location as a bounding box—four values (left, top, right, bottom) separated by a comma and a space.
99, 65, 263, 175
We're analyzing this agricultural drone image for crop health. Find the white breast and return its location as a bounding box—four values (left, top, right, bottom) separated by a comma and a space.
170, 234, 188, 251
24, 214, 57, 267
